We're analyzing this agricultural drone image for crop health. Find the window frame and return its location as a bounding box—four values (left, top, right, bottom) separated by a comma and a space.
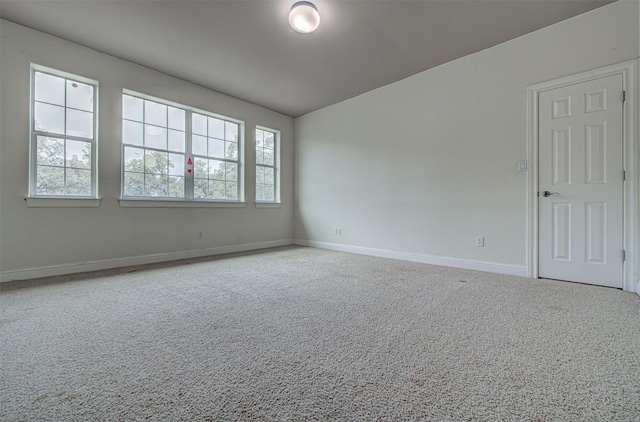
120, 90, 245, 203
255, 126, 280, 204
29, 64, 99, 199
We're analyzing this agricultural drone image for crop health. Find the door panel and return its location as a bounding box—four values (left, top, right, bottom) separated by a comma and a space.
552, 202, 571, 261
538, 74, 623, 288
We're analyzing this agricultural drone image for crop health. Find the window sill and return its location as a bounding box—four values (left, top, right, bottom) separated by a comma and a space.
26, 197, 102, 208
255, 202, 282, 209
119, 199, 247, 208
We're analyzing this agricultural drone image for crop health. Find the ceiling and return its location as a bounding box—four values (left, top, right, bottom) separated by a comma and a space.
0, 0, 616, 117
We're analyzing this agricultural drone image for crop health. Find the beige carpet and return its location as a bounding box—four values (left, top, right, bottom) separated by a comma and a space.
1, 246, 639, 421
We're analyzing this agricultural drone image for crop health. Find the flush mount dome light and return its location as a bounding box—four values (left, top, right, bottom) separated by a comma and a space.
289, 1, 320, 34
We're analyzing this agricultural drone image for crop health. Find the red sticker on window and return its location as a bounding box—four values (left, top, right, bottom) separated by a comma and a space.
187, 157, 193, 165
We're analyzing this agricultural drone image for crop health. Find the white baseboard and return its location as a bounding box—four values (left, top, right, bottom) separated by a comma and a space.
0, 239, 294, 282
294, 239, 528, 277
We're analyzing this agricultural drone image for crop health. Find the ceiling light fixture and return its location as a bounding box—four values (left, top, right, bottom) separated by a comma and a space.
289, 1, 320, 34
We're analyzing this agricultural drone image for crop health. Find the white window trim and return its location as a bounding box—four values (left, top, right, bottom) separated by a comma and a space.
29, 64, 99, 200
25, 197, 101, 208
254, 202, 281, 209
120, 90, 245, 203
118, 199, 246, 208
255, 125, 281, 204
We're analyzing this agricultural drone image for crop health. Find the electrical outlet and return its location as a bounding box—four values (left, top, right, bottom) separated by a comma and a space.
337, 228, 342, 235
197, 231, 203, 239
476, 237, 484, 247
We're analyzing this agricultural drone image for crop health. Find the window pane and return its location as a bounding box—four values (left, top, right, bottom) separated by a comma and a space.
123, 95, 143, 122
144, 100, 167, 127
66, 140, 91, 169
168, 130, 185, 152
124, 147, 144, 172
66, 168, 91, 196
194, 178, 208, 199
256, 166, 264, 184
144, 151, 168, 175
226, 182, 238, 200
256, 130, 264, 148
264, 184, 274, 201
168, 176, 184, 198
256, 148, 264, 165
124, 172, 144, 196
37, 136, 64, 166
209, 180, 225, 199
145, 174, 168, 197
35, 72, 65, 106
192, 113, 207, 136
264, 133, 274, 149
264, 167, 274, 185
66, 108, 93, 138
209, 160, 225, 180
34, 102, 65, 134
208, 117, 224, 139
192, 135, 207, 156
36, 165, 65, 195
66, 80, 93, 112
208, 138, 224, 158
168, 153, 184, 176
256, 184, 265, 201
263, 148, 274, 166
226, 163, 237, 182
225, 141, 238, 160
123, 120, 143, 146
144, 125, 167, 150
194, 157, 208, 178
168, 107, 185, 131
225, 121, 238, 141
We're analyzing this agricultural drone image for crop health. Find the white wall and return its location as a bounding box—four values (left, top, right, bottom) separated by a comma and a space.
0, 20, 294, 280
294, 0, 639, 276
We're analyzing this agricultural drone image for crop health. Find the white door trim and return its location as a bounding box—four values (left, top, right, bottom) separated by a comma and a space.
526, 59, 638, 293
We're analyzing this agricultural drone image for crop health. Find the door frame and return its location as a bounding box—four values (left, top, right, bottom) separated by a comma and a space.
526, 59, 638, 293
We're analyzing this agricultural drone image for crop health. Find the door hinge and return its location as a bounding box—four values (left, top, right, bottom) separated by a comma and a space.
622, 91, 626, 102
622, 250, 626, 261
622, 170, 626, 181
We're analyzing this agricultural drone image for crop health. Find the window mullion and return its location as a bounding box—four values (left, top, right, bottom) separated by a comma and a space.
141, 99, 147, 196
185, 110, 194, 200
34, 131, 94, 144
62, 77, 68, 195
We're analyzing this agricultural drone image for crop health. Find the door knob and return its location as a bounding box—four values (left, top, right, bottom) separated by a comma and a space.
541, 191, 559, 197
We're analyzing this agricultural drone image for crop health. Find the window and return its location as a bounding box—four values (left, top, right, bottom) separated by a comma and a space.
122, 95, 186, 198
255, 127, 279, 202
121, 92, 243, 201
192, 112, 240, 200
30, 66, 97, 197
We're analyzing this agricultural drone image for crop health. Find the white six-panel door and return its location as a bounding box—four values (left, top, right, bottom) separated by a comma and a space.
538, 74, 624, 288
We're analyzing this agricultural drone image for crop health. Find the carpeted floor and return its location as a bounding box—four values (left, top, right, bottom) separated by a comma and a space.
1, 246, 639, 421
